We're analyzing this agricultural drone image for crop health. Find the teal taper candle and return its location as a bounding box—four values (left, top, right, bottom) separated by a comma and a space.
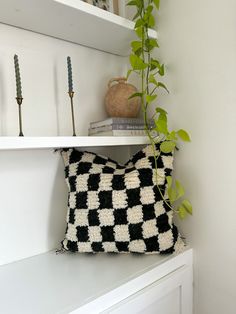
14, 54, 22, 98
67, 56, 73, 93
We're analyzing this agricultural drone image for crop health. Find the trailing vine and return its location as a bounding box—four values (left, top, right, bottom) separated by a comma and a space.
127, 0, 193, 219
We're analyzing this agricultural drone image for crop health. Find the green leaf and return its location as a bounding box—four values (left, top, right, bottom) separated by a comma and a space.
146, 94, 157, 104
149, 74, 158, 85
168, 187, 177, 204
166, 176, 172, 188
148, 14, 155, 27
155, 113, 168, 135
158, 82, 169, 93
129, 92, 143, 99
160, 141, 176, 153
177, 129, 191, 142
145, 38, 159, 51
127, 0, 138, 6
146, 5, 153, 14
131, 41, 142, 53
176, 180, 185, 198
178, 205, 187, 219
135, 19, 144, 28
166, 131, 177, 141
182, 199, 193, 215
153, 0, 160, 10
155, 107, 168, 115
158, 64, 165, 76
130, 54, 148, 70
135, 26, 143, 38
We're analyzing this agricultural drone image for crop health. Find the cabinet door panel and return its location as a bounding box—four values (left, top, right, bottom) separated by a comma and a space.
103, 266, 192, 314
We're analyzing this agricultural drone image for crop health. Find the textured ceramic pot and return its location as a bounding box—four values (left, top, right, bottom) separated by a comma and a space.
105, 77, 141, 118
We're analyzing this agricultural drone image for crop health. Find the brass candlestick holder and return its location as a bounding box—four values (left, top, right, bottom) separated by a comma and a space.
68, 91, 76, 136
16, 97, 24, 136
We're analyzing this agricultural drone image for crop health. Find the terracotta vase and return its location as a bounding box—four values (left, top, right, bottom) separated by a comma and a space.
105, 77, 141, 118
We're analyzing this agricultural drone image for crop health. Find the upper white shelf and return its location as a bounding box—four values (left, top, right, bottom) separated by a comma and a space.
0, 0, 157, 56
0, 136, 149, 150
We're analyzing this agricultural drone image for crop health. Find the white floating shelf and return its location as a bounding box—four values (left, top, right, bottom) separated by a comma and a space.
0, 136, 149, 150
0, 0, 157, 56
0, 249, 192, 314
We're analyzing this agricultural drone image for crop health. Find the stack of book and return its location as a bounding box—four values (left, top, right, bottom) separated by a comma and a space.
88, 117, 154, 136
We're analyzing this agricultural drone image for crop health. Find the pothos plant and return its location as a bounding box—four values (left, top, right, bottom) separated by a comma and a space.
127, 0, 193, 219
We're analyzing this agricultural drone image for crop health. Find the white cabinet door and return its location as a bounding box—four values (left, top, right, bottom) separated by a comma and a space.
103, 265, 192, 314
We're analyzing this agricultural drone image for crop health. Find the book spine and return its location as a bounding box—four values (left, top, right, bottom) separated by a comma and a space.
90, 117, 150, 128
88, 124, 151, 135
89, 129, 148, 136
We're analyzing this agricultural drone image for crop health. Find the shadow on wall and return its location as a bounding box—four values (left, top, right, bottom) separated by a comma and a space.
0, 61, 6, 135
48, 151, 68, 249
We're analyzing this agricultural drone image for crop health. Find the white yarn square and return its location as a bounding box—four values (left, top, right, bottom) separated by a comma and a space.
87, 191, 99, 209
127, 205, 143, 224
99, 209, 115, 226
158, 230, 174, 251
77, 242, 92, 252
75, 209, 89, 226
114, 225, 130, 242
89, 226, 102, 242
76, 174, 89, 191
129, 240, 146, 252
142, 219, 158, 238
69, 192, 76, 209
140, 187, 155, 204
99, 173, 113, 190
124, 171, 140, 189
162, 155, 173, 170
102, 242, 118, 252
112, 190, 127, 208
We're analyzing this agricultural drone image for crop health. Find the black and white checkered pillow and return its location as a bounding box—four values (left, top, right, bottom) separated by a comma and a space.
61, 144, 184, 254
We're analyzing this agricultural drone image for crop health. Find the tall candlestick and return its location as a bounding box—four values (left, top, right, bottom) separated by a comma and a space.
14, 54, 24, 136
67, 56, 73, 93
14, 54, 22, 98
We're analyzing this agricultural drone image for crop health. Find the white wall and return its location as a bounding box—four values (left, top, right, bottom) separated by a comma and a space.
0, 23, 130, 265
157, 1, 236, 313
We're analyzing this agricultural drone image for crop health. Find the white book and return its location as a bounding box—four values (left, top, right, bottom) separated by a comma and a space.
90, 117, 146, 128
88, 129, 147, 136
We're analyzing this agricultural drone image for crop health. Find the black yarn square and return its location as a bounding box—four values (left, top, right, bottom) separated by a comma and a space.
93, 155, 107, 165
148, 156, 164, 169
68, 208, 75, 224
92, 242, 104, 252
88, 210, 100, 226
116, 242, 129, 252
101, 226, 115, 242
114, 208, 128, 225
88, 174, 100, 190
103, 166, 115, 174
144, 236, 159, 252
68, 176, 77, 192
142, 204, 156, 221
69, 150, 83, 164
138, 168, 153, 186
131, 150, 146, 164
76, 192, 87, 209
128, 223, 143, 240
112, 175, 125, 190
76, 226, 89, 242
99, 190, 113, 208
66, 240, 78, 252
65, 165, 69, 178
77, 162, 92, 174
156, 214, 170, 233
126, 188, 141, 207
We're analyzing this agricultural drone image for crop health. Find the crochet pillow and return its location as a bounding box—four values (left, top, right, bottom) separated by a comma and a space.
61, 144, 184, 254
